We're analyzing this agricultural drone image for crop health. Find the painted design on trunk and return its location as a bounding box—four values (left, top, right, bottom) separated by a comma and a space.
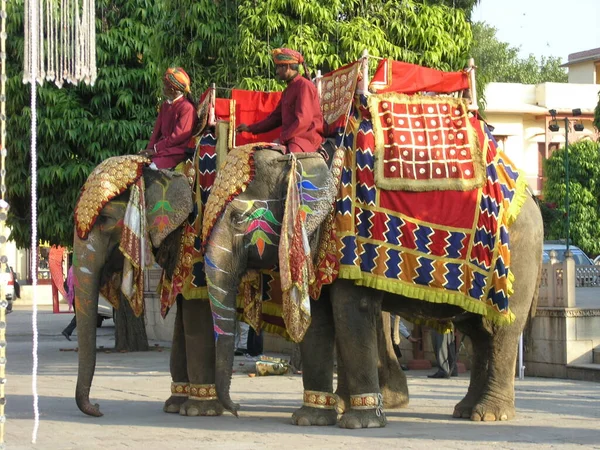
205, 254, 235, 338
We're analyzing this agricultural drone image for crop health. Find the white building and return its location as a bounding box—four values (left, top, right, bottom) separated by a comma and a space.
483, 50, 600, 195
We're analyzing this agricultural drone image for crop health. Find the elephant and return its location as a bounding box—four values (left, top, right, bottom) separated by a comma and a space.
73, 150, 408, 417
73, 156, 225, 418
204, 147, 543, 428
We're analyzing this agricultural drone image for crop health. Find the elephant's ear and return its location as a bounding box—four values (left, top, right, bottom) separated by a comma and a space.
143, 169, 193, 248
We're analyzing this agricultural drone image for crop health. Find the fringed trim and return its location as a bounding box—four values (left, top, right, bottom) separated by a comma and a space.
505, 173, 530, 228
189, 384, 218, 401
338, 268, 515, 326
303, 391, 338, 410
171, 382, 190, 398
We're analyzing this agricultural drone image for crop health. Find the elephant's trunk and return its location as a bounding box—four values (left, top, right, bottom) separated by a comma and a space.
205, 239, 242, 417
73, 236, 106, 417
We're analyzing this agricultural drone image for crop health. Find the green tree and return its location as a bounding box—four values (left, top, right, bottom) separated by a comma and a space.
420, 0, 480, 18
6, 0, 159, 248
151, 0, 474, 94
470, 22, 567, 108
542, 140, 600, 255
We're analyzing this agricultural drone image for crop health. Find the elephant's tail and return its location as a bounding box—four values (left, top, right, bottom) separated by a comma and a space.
529, 258, 542, 321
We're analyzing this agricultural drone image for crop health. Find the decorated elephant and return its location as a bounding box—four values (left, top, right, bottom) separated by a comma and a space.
72, 145, 352, 418
72, 154, 228, 417
202, 94, 543, 429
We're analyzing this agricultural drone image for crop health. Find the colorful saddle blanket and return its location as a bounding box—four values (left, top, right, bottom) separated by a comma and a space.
75, 155, 150, 239
334, 96, 528, 324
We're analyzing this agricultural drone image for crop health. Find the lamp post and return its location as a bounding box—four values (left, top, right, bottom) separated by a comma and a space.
548, 109, 583, 252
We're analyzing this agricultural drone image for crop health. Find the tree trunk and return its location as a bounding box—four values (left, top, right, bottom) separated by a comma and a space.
114, 293, 148, 352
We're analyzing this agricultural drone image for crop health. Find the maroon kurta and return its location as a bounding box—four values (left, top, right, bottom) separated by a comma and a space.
147, 96, 197, 169
248, 76, 324, 153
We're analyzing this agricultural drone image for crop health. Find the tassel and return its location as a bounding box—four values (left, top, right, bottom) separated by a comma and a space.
23, 0, 97, 88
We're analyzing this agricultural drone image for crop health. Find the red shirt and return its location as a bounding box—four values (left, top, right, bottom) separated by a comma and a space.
248, 76, 324, 153
147, 96, 197, 169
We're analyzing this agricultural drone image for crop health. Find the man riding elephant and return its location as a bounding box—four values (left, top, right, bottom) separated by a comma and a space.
140, 67, 198, 169
236, 48, 324, 154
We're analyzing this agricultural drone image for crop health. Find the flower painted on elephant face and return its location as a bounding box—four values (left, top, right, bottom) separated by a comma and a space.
150, 200, 174, 213
249, 230, 274, 258
299, 204, 314, 222
245, 219, 277, 235
242, 207, 280, 225
298, 179, 319, 191
152, 215, 171, 232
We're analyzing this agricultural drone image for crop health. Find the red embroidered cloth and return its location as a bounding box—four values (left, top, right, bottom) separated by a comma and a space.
369, 59, 469, 95
231, 89, 282, 146
369, 93, 485, 191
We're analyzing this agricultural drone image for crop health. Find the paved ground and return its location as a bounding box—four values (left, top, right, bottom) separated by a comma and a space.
4, 305, 600, 449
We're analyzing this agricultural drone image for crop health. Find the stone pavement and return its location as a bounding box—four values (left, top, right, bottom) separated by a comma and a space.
4, 305, 600, 450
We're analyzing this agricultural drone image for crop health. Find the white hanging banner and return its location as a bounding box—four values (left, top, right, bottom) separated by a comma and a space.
23, 0, 97, 87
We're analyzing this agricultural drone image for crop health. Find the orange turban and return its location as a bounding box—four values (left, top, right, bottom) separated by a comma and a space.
272, 48, 304, 65
164, 67, 191, 93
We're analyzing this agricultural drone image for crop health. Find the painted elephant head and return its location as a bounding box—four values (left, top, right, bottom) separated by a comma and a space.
202, 148, 335, 415
74, 162, 193, 417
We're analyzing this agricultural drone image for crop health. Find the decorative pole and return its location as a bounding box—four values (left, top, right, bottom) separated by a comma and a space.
0, 0, 8, 445
21, 0, 97, 443
564, 117, 570, 252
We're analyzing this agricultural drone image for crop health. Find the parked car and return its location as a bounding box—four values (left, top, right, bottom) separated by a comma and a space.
543, 243, 598, 286
543, 243, 594, 265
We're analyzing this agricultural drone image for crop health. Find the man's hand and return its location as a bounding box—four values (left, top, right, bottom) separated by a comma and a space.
407, 336, 420, 344
236, 123, 251, 133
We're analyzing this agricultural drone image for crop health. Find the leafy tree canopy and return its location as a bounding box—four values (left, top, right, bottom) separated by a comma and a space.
542, 140, 600, 255
151, 0, 474, 94
420, 0, 480, 18
6, 0, 159, 248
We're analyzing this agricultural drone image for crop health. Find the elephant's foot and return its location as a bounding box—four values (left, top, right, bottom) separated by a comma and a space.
454, 394, 514, 421
163, 395, 187, 414
179, 399, 224, 417
291, 406, 337, 426
338, 409, 387, 429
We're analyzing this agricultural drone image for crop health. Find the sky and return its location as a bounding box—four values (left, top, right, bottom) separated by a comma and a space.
471, 0, 600, 62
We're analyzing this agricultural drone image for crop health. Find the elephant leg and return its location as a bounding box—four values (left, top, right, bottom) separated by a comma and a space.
164, 296, 189, 413
292, 294, 337, 426
452, 318, 490, 418
331, 279, 386, 429
377, 312, 409, 409
178, 299, 224, 417
336, 312, 409, 411
456, 318, 524, 421
454, 195, 541, 422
